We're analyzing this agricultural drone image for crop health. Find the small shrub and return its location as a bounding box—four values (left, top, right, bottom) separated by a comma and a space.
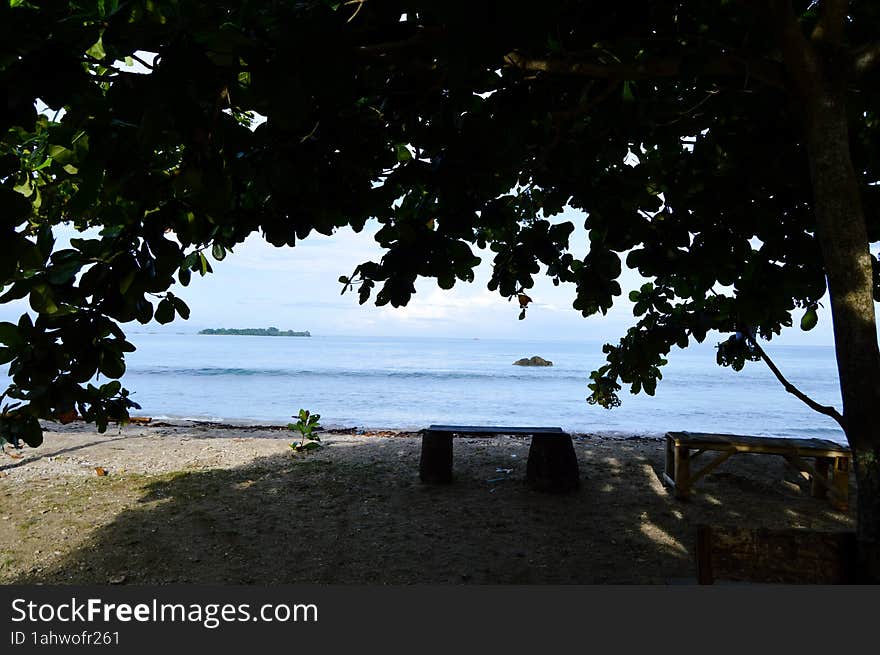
288, 409, 322, 453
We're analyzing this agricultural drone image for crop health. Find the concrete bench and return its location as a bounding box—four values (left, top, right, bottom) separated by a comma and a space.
664, 431, 851, 511
419, 425, 580, 492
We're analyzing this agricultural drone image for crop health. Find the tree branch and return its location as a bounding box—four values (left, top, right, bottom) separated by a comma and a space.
811, 0, 848, 45
356, 27, 444, 57
503, 50, 679, 78
745, 333, 846, 429
129, 53, 154, 70
502, 50, 786, 87
766, 0, 819, 98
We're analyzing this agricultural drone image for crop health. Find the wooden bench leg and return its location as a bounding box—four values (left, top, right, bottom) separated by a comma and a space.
419, 431, 453, 484
674, 446, 691, 500
811, 457, 831, 500
526, 433, 580, 493
831, 456, 849, 512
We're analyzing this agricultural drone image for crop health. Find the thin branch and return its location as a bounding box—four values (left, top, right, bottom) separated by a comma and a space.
356, 27, 444, 57
745, 332, 846, 429
504, 50, 680, 79
502, 50, 785, 87
344, 0, 367, 24
129, 53, 154, 70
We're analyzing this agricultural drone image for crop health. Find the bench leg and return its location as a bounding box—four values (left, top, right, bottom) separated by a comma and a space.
811, 457, 831, 500
674, 446, 691, 500
831, 457, 849, 512
419, 431, 453, 484
526, 433, 580, 493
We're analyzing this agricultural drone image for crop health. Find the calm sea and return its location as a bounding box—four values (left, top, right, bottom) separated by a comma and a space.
111, 333, 846, 442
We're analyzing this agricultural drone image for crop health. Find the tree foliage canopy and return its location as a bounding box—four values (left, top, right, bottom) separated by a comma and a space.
1, 1, 879, 448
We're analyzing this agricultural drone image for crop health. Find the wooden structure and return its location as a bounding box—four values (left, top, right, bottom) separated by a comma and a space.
664, 431, 850, 511
696, 525, 857, 584
419, 425, 580, 492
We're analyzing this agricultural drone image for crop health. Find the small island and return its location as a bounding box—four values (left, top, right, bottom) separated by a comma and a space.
199, 327, 311, 337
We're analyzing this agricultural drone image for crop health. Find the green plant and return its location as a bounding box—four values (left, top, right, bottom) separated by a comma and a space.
288, 409, 322, 453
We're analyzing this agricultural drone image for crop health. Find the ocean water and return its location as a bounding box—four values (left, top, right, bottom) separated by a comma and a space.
112, 333, 846, 442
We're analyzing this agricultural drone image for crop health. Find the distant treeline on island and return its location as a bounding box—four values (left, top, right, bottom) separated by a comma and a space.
199, 328, 311, 337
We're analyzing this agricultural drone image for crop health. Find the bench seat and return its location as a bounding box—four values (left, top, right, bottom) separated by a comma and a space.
664, 431, 851, 511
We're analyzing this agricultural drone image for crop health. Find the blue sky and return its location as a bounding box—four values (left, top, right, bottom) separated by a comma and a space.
173, 214, 642, 341
1, 207, 841, 345
3, 206, 841, 346
0, 205, 842, 346
174, 211, 838, 345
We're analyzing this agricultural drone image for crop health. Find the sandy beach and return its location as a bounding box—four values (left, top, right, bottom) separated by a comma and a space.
0, 421, 856, 584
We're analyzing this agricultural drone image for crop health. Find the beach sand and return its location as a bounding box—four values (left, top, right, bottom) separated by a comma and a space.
0, 421, 856, 584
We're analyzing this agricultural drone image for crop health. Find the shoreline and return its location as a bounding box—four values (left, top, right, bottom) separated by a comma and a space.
127, 415, 848, 444
136, 417, 671, 441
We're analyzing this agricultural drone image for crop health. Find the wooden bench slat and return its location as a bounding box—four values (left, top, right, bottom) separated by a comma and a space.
667, 431, 849, 457
426, 425, 564, 435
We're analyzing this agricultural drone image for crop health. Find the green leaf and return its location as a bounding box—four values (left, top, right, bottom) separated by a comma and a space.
178, 267, 191, 286
99, 353, 125, 378
29, 284, 59, 314
199, 252, 212, 276
48, 260, 83, 285
800, 307, 818, 331
212, 242, 226, 261
155, 298, 175, 324
172, 297, 190, 319
395, 144, 412, 162
100, 380, 122, 397
0, 346, 15, 365
87, 37, 106, 61
135, 298, 153, 324
0, 322, 24, 347
20, 417, 44, 448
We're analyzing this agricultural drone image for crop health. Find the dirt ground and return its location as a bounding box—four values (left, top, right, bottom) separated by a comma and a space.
0, 421, 856, 584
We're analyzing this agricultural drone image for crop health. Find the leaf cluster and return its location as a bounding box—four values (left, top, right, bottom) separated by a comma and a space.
1, 0, 879, 435
288, 408, 322, 452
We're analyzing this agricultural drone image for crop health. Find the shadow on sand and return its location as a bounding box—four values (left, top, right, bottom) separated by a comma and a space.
9, 437, 856, 584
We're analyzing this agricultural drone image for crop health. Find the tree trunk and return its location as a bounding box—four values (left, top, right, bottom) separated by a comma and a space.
802, 56, 880, 582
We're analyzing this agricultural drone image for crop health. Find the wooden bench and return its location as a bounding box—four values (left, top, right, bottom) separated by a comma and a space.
664, 431, 851, 511
419, 425, 580, 492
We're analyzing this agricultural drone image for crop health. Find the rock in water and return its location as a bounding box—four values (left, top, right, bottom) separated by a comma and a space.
513, 355, 553, 367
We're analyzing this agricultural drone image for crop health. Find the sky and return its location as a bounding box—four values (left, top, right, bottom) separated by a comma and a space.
0, 205, 840, 346
172, 211, 839, 345
164, 210, 644, 341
